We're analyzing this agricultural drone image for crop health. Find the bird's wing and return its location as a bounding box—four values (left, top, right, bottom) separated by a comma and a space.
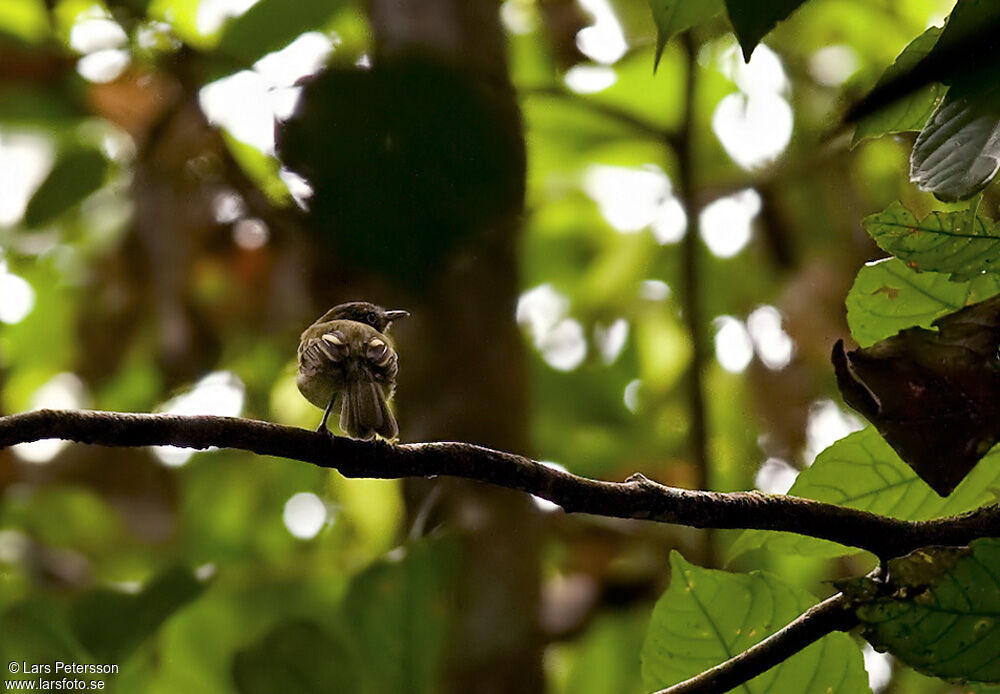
298, 330, 349, 376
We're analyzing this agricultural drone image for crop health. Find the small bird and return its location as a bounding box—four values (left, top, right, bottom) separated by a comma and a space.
296, 302, 408, 440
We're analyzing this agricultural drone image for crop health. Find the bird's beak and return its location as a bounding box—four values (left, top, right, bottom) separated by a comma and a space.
384, 310, 410, 322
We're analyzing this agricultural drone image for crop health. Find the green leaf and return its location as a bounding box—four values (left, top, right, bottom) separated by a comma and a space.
565, 611, 647, 694
0, 599, 87, 675
69, 566, 209, 662
216, 0, 343, 64
910, 83, 1000, 202
863, 201, 1000, 279
647, 0, 724, 69
723, 0, 808, 62
232, 620, 358, 694
845, 0, 1000, 125
845, 257, 1000, 347
0, 0, 50, 44
852, 27, 945, 146
222, 132, 290, 205
729, 428, 1000, 561
24, 147, 109, 228
340, 539, 456, 694
641, 552, 870, 693
847, 539, 1000, 682
0, 86, 85, 127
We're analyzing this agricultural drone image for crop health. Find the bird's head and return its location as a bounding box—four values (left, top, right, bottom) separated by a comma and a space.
319, 302, 409, 332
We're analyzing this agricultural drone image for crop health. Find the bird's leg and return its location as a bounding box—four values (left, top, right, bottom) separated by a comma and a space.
317, 393, 337, 434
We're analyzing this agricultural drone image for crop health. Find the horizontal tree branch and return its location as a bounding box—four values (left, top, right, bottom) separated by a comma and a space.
654, 593, 859, 694
2, 409, 1000, 558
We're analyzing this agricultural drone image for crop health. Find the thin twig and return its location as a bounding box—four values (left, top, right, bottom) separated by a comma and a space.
676, 32, 713, 564
3, 409, 1000, 559
653, 593, 859, 694
520, 84, 679, 146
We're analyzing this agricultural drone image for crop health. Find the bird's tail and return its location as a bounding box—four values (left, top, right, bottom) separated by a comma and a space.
340, 375, 398, 440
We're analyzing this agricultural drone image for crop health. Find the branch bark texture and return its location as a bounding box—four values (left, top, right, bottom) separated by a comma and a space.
4, 409, 1000, 559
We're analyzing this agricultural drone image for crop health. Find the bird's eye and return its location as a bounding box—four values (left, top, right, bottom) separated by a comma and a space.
365, 311, 378, 326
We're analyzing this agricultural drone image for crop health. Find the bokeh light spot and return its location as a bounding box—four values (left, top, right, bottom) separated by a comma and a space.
863, 645, 893, 693
77, 49, 130, 83
755, 457, 798, 494
575, 0, 626, 65
564, 65, 617, 94
713, 43, 793, 170
12, 373, 89, 464
809, 45, 859, 87
713, 316, 753, 373
232, 217, 269, 250
804, 399, 863, 465
531, 462, 567, 512
0, 267, 35, 324
746, 305, 794, 370
0, 131, 55, 226
594, 318, 628, 364
699, 189, 760, 258
583, 164, 685, 241
517, 285, 586, 371
283, 492, 328, 539
623, 379, 641, 413
153, 371, 245, 466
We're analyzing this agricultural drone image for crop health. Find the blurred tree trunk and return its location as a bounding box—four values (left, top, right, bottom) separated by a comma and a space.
366, 2, 543, 692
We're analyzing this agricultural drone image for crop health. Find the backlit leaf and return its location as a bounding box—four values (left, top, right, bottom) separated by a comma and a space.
641, 552, 870, 692
845, 258, 1000, 348
863, 201, 1000, 279
852, 27, 944, 146
729, 428, 1000, 561
845, 539, 1000, 683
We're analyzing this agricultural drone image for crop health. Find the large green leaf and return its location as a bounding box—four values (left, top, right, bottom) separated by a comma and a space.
216, 0, 343, 64
729, 428, 1000, 561
69, 566, 209, 662
24, 147, 109, 228
844, 539, 1000, 682
863, 201, 1000, 280
641, 552, 869, 693
845, 258, 1000, 347
232, 620, 358, 694
339, 539, 456, 694
724, 0, 808, 62
910, 83, 1000, 202
647, 0, 724, 69
852, 27, 945, 146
